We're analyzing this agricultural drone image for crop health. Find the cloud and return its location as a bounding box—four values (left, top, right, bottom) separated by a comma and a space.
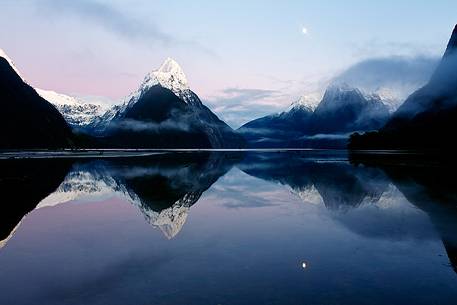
205, 87, 287, 128
394, 51, 457, 117
35, 0, 217, 56
38, 0, 171, 44
205, 169, 287, 210
335, 56, 438, 86
350, 38, 442, 59
206, 56, 440, 128
298, 133, 353, 140
236, 126, 282, 135
333, 55, 439, 109
109, 118, 191, 132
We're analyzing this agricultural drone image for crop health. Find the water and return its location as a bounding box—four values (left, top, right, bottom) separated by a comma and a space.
0, 151, 456, 305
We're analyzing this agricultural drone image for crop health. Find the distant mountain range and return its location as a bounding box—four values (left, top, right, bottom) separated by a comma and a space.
239, 84, 389, 148
239, 25, 456, 150
36, 89, 109, 129
1, 24, 455, 151
349, 25, 457, 150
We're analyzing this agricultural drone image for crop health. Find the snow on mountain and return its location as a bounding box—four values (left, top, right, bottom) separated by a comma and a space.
0, 48, 111, 128
315, 83, 427, 113
130, 191, 199, 239
290, 185, 324, 205
35, 166, 195, 240
123, 57, 190, 109
323, 82, 363, 100
287, 95, 320, 112
0, 48, 24, 80
287, 83, 384, 114
36, 89, 83, 107
151, 204, 190, 239
317, 83, 391, 111
149, 57, 189, 95
369, 87, 404, 112
283, 83, 407, 116
89, 57, 202, 133
37, 170, 117, 209
36, 88, 110, 127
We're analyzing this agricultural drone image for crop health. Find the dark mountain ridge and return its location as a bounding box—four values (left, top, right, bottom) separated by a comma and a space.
239, 84, 389, 148
349, 25, 457, 150
79, 58, 245, 149
0, 57, 74, 149
94, 85, 244, 148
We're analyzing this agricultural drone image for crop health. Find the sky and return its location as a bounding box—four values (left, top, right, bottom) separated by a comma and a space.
0, 0, 456, 127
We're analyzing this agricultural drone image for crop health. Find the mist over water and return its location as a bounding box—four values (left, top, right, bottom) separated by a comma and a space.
0, 151, 456, 305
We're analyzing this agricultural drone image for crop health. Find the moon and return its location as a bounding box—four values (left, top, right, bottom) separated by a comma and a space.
302, 27, 308, 35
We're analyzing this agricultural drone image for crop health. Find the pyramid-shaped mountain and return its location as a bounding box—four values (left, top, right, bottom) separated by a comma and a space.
87, 58, 244, 148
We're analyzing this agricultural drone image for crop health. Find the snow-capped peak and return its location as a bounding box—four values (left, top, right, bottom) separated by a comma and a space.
287, 94, 320, 112
369, 87, 403, 112
0, 48, 24, 80
140, 57, 189, 96
37, 88, 110, 127
321, 82, 365, 103
116, 57, 191, 113
92, 57, 204, 134
158, 57, 187, 78
325, 83, 403, 112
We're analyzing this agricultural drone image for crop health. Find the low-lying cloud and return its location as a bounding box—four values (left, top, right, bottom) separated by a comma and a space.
206, 56, 440, 128
109, 119, 190, 132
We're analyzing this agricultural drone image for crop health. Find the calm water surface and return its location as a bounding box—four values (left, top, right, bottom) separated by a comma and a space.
0, 151, 456, 305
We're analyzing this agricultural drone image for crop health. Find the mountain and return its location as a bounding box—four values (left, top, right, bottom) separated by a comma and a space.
2, 152, 240, 242
0, 49, 23, 78
333, 56, 438, 112
349, 152, 457, 272
310, 83, 390, 134
0, 49, 109, 130
239, 84, 389, 148
0, 158, 72, 244
87, 58, 244, 148
0, 50, 74, 149
36, 89, 109, 129
349, 25, 457, 150
238, 99, 314, 147
238, 152, 389, 212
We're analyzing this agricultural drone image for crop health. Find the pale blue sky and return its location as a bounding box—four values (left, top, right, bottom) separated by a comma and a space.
0, 0, 455, 126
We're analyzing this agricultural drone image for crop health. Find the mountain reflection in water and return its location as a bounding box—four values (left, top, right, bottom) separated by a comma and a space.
1, 152, 240, 242
0, 151, 456, 305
